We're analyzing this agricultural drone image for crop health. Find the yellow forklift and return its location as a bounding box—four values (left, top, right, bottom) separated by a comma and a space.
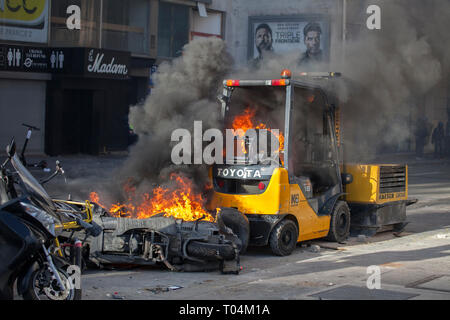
208, 70, 411, 256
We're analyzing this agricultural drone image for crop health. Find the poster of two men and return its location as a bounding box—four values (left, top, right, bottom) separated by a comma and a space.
248, 15, 330, 67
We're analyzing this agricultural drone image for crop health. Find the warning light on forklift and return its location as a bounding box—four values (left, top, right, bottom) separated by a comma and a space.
258, 182, 266, 190
225, 79, 287, 86
281, 69, 292, 79
226, 80, 240, 86
271, 79, 286, 86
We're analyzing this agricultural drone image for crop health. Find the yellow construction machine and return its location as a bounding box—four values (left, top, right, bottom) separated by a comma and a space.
208, 70, 412, 256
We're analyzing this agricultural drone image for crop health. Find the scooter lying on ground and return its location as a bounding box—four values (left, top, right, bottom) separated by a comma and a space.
67, 205, 247, 274
0, 140, 100, 300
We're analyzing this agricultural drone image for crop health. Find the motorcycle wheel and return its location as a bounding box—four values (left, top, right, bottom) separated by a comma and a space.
23, 266, 81, 300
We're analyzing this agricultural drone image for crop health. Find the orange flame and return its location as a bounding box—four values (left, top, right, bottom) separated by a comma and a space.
232, 108, 257, 135
90, 174, 214, 222
232, 108, 256, 154
231, 107, 285, 156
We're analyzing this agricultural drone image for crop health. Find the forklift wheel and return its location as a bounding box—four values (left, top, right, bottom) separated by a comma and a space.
326, 201, 350, 243
269, 219, 298, 256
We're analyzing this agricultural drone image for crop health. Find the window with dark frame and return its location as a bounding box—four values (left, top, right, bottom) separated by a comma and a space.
158, 1, 189, 58
50, 0, 100, 48
102, 0, 151, 55
51, 0, 151, 55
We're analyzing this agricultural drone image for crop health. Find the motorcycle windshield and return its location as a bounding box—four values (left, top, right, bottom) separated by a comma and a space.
11, 154, 57, 214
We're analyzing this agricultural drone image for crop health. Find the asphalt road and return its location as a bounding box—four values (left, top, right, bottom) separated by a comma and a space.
16, 154, 450, 300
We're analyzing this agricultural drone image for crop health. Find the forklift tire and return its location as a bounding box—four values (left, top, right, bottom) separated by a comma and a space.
326, 201, 350, 243
269, 219, 298, 256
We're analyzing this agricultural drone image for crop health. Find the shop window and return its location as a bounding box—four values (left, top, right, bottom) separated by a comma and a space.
102, 0, 151, 55
158, 2, 189, 58
50, 0, 100, 47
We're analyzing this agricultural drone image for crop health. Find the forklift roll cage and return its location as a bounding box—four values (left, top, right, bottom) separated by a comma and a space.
220, 75, 344, 192
212, 72, 409, 254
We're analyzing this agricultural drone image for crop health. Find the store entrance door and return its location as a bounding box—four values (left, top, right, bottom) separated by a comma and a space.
61, 90, 99, 155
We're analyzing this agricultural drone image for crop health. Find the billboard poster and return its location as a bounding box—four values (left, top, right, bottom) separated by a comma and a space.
248, 15, 330, 66
0, 0, 49, 43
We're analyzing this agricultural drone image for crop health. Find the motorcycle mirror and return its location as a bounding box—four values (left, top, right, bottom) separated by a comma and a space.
56, 160, 65, 175
6, 138, 16, 158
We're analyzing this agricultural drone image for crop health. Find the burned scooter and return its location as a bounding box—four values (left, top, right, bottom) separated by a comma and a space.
71, 205, 247, 274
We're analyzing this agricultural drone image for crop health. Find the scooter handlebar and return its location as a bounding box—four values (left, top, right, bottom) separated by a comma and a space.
55, 161, 65, 175
76, 218, 102, 237
22, 123, 40, 131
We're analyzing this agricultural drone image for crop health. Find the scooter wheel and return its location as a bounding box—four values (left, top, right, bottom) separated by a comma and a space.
23, 266, 81, 300
217, 208, 250, 254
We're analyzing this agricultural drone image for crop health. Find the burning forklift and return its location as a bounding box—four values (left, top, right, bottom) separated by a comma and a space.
208, 70, 411, 256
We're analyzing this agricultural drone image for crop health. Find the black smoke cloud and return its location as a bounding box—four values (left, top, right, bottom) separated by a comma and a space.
102, 37, 233, 204
90, 0, 450, 206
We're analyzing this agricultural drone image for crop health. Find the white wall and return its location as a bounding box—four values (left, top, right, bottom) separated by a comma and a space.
192, 11, 222, 36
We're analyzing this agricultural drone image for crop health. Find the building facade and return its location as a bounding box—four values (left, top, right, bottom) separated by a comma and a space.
1, 0, 447, 156
0, 0, 155, 155
0, 0, 230, 155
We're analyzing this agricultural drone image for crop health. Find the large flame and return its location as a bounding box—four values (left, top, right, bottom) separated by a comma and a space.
231, 107, 285, 156
90, 174, 214, 222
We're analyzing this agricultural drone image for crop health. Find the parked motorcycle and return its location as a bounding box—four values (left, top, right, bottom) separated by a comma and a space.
0, 139, 85, 300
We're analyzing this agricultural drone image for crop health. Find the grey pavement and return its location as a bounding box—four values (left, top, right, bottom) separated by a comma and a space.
16, 152, 450, 300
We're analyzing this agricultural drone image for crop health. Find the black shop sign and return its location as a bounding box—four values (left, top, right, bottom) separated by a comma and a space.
0, 45, 68, 73
0, 45, 131, 79
0, 45, 51, 72
84, 48, 130, 79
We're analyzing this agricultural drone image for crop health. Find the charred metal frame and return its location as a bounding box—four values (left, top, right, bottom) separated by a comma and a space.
221, 78, 343, 192
68, 211, 242, 273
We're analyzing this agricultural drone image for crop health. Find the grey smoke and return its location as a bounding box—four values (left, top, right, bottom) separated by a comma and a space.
90, 0, 450, 207
334, 0, 447, 161
233, 0, 449, 162
97, 37, 233, 206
